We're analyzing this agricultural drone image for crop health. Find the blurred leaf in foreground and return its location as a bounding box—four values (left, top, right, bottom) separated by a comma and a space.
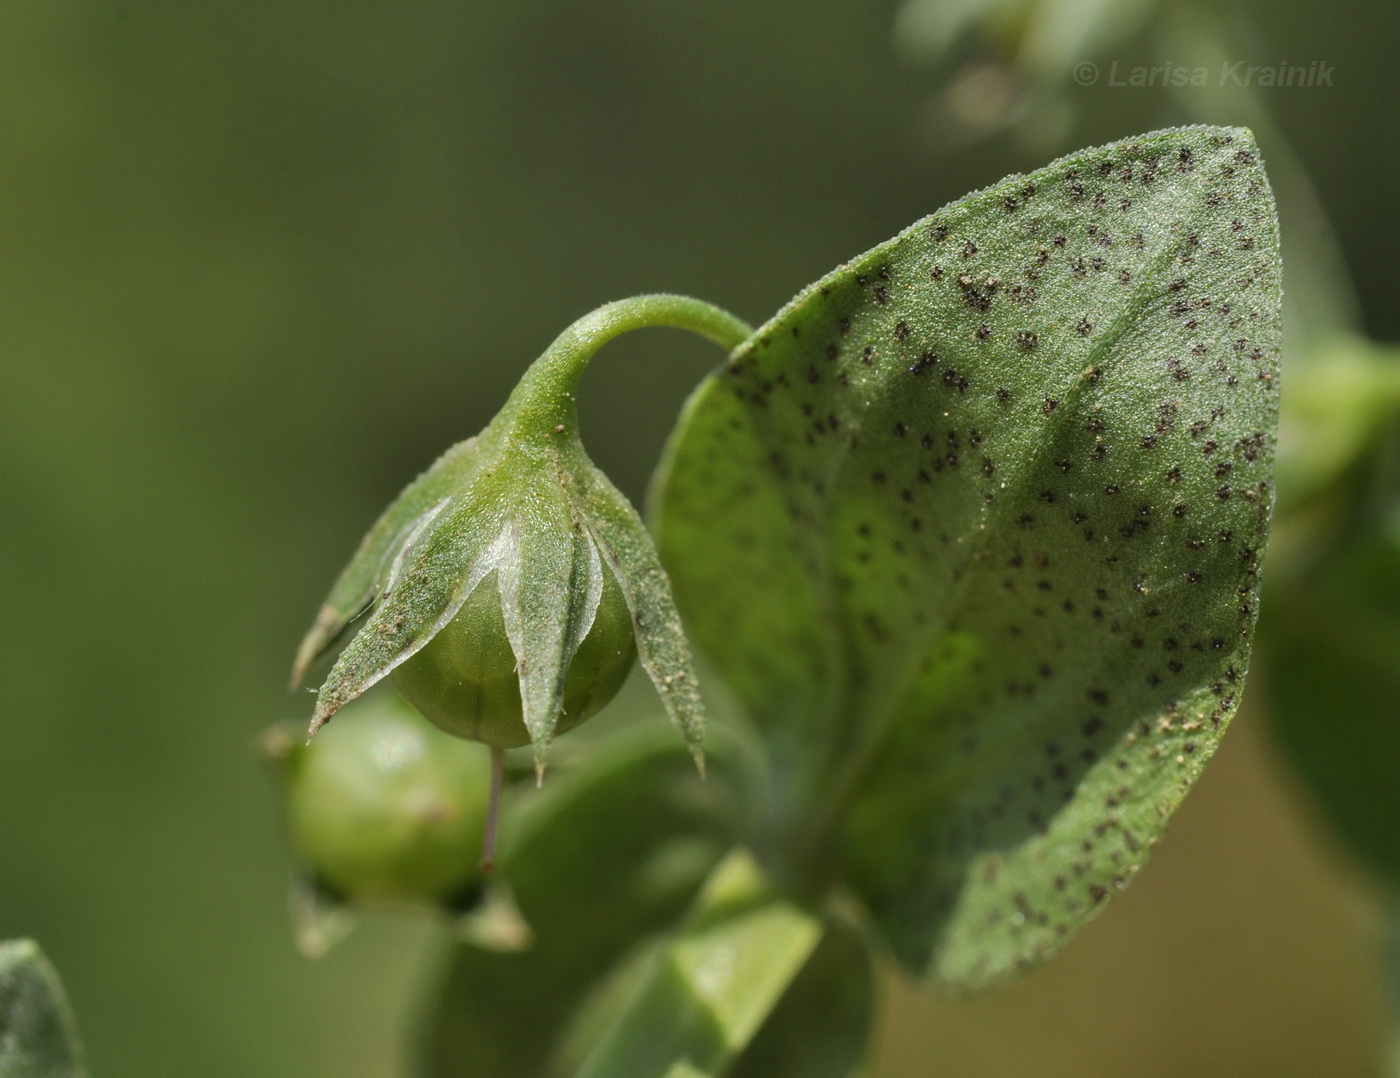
1263, 337, 1400, 890
572, 850, 822, 1078
726, 922, 874, 1078
414, 725, 744, 1077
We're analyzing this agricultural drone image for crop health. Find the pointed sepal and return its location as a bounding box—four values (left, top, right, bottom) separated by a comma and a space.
574, 462, 707, 770
309, 486, 511, 738
292, 437, 486, 689
496, 482, 605, 772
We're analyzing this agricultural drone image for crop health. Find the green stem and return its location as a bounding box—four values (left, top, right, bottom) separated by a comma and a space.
480, 745, 506, 873
500, 295, 753, 435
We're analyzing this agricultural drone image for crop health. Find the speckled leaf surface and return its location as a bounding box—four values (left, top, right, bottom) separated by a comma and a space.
0, 940, 87, 1078
653, 126, 1281, 988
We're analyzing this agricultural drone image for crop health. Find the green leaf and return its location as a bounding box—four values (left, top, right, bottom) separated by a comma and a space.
1273, 336, 1400, 513
1262, 437, 1400, 888
292, 437, 486, 688
552, 897, 873, 1078
413, 725, 743, 1077
726, 922, 874, 1078
0, 940, 88, 1078
573, 850, 822, 1078
654, 126, 1281, 989
1259, 342, 1400, 1078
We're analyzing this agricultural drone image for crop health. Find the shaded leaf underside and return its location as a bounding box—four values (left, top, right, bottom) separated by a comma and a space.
654, 125, 1281, 989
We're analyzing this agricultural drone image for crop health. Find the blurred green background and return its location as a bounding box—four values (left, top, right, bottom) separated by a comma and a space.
0, 1, 1395, 1074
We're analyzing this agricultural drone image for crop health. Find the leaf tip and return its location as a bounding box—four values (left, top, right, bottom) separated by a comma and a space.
305, 702, 335, 745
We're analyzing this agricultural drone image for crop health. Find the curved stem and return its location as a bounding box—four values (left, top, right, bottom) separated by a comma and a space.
500, 295, 753, 435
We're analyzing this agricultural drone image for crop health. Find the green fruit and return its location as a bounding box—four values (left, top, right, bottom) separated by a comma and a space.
285, 696, 489, 903
391, 560, 637, 748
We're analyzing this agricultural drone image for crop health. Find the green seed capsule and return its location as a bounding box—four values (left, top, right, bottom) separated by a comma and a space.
391, 560, 637, 749
282, 696, 489, 904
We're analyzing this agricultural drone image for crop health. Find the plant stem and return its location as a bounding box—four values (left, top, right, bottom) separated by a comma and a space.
501, 295, 753, 435
481, 746, 506, 873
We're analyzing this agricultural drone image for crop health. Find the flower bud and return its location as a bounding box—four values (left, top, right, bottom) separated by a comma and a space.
290, 296, 745, 776
391, 555, 636, 748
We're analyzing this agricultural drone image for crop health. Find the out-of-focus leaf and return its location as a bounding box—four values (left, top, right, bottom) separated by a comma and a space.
727, 922, 874, 1078
413, 725, 743, 1077
1274, 337, 1400, 514
1385, 896, 1400, 1078
654, 126, 1281, 989
0, 940, 87, 1078
1015, 0, 1159, 83
573, 850, 822, 1078
1263, 435, 1400, 889
892, 0, 1159, 88
892, 0, 1022, 66
1262, 339, 1400, 1078
553, 900, 874, 1078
